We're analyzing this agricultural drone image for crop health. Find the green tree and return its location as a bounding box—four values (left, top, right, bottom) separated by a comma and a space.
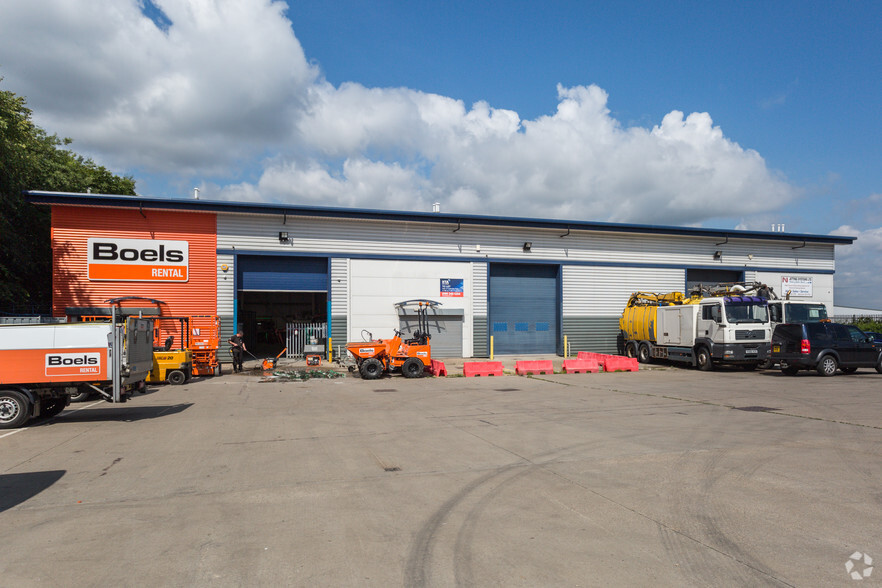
0, 80, 136, 311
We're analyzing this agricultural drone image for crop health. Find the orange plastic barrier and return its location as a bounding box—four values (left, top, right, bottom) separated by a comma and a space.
515, 360, 554, 375
562, 359, 599, 373
463, 361, 504, 377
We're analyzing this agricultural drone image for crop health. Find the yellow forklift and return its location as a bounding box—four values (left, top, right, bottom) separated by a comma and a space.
148, 316, 193, 386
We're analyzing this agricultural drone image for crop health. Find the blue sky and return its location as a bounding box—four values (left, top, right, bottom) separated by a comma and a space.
1, 0, 880, 307
284, 0, 881, 231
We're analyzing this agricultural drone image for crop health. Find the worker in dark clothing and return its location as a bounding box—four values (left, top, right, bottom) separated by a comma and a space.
228, 331, 247, 373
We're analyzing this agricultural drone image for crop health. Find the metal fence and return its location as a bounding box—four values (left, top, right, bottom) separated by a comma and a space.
832, 315, 882, 324
0, 316, 68, 325
285, 322, 328, 358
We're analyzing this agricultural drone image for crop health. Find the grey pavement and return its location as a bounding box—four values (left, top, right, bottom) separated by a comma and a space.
1, 364, 881, 586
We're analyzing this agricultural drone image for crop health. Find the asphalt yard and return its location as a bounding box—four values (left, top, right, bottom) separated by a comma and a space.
1, 364, 881, 586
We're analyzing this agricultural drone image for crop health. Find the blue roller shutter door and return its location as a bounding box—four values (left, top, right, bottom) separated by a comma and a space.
489, 264, 559, 354
237, 256, 328, 291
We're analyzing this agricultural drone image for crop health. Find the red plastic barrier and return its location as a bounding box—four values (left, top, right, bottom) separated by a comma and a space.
603, 356, 639, 372
577, 351, 608, 367
562, 358, 599, 374
515, 360, 554, 375
463, 361, 505, 377
430, 359, 448, 377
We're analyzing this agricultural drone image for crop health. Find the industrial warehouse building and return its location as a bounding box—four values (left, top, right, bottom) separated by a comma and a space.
27, 191, 854, 360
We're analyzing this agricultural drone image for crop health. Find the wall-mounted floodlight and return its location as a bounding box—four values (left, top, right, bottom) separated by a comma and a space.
279, 231, 290, 243
523, 242, 532, 252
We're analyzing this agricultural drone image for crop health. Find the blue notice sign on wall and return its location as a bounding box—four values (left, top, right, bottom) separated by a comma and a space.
440, 278, 464, 297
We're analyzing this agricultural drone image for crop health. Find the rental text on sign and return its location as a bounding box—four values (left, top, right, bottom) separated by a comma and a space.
87, 238, 189, 282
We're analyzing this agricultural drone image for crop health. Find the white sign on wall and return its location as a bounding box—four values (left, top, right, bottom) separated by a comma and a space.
781, 276, 813, 297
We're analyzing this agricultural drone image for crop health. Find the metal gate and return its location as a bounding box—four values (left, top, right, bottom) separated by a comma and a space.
285, 322, 327, 358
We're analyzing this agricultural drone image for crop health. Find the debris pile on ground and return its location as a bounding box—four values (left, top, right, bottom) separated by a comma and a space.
258, 368, 346, 382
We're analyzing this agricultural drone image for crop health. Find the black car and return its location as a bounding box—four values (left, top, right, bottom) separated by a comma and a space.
770, 322, 882, 376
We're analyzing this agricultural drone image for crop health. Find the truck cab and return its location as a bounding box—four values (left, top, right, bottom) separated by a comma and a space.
767, 300, 828, 326
693, 295, 771, 369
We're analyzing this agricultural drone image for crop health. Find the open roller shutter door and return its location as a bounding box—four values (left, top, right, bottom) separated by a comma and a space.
237, 256, 328, 291
489, 264, 559, 354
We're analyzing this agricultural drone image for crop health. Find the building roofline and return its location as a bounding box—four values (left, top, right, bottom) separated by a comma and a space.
25, 190, 856, 245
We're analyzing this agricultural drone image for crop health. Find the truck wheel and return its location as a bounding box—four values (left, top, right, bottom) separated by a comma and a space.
402, 357, 425, 378
0, 390, 31, 429
696, 347, 714, 371
70, 389, 93, 402
637, 343, 652, 364
816, 355, 838, 377
360, 358, 384, 380
42, 398, 67, 417
167, 370, 187, 385
624, 342, 638, 359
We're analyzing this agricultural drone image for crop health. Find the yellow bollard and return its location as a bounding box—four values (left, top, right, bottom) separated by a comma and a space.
328, 337, 332, 362
490, 335, 494, 360
564, 335, 568, 358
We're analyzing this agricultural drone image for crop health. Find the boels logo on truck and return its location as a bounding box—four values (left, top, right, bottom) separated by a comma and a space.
45, 352, 102, 377
87, 238, 189, 282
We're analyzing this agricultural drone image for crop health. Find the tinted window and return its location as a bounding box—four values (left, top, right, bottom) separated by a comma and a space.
845, 325, 868, 343
829, 324, 852, 344
773, 324, 805, 342
805, 323, 833, 343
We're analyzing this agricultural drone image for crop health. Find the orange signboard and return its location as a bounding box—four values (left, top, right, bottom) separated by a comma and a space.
0, 347, 109, 384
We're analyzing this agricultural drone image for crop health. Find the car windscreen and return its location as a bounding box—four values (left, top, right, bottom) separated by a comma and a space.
785, 303, 828, 322
723, 297, 769, 324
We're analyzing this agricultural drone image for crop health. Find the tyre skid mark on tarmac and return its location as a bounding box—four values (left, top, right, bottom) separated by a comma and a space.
404, 412, 798, 587
658, 400, 814, 587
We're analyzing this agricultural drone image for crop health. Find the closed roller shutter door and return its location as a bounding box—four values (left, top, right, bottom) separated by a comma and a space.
489, 264, 559, 354
237, 256, 328, 291
399, 311, 463, 358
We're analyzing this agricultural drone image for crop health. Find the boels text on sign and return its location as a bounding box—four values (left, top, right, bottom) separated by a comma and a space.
87, 238, 189, 282
45, 352, 102, 377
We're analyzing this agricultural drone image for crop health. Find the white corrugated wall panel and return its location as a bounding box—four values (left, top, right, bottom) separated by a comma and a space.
216, 213, 837, 272
472, 262, 487, 315
217, 254, 235, 315
330, 258, 349, 316
562, 266, 685, 317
